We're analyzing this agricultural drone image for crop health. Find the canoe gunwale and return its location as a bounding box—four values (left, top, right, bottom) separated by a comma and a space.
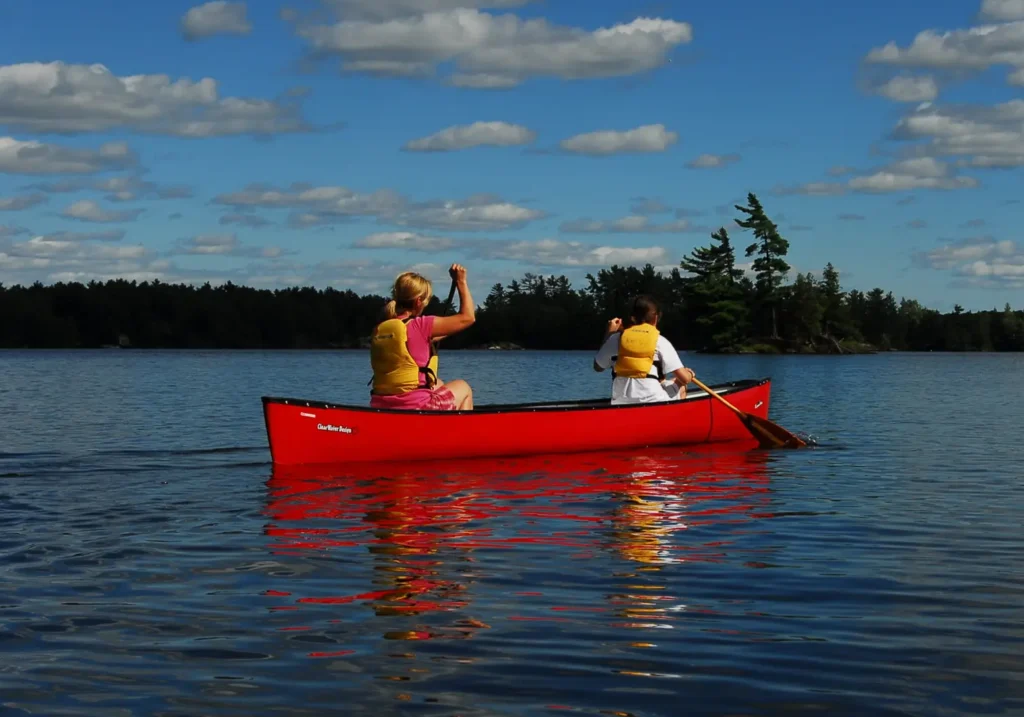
261, 377, 770, 416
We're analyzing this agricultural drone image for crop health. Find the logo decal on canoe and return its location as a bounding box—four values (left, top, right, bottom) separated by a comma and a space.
300, 412, 316, 419
317, 423, 354, 434
754, 401, 763, 409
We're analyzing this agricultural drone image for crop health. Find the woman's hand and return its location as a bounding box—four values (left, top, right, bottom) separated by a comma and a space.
676, 367, 695, 385
606, 318, 622, 333
449, 263, 468, 284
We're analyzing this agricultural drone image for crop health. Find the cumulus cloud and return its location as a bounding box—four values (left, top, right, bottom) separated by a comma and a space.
0, 62, 310, 137
560, 124, 678, 155
403, 121, 536, 151
399, 196, 544, 231
980, 0, 1024, 22
777, 157, 979, 195
318, 0, 538, 22
0, 193, 46, 211
348, 230, 673, 273
0, 231, 149, 282
295, 7, 692, 88
915, 236, 1023, 287
173, 233, 290, 258
354, 232, 456, 251
30, 230, 127, 243
214, 183, 544, 231
686, 153, 741, 169
865, 18, 1024, 88
182, 2, 252, 40
0, 137, 137, 175
25, 175, 192, 202
873, 75, 939, 102
476, 238, 669, 267
61, 200, 143, 223
560, 215, 703, 234
890, 99, 1024, 168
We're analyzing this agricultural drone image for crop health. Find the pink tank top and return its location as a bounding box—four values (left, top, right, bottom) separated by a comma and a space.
369, 315, 436, 409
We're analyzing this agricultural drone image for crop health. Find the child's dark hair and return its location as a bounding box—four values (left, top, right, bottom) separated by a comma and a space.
627, 294, 660, 327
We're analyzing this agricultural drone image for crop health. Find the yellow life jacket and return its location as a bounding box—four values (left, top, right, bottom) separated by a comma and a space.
369, 317, 439, 395
613, 323, 662, 379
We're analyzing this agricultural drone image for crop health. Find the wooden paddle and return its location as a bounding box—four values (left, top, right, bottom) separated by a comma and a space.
689, 376, 807, 449
443, 278, 457, 316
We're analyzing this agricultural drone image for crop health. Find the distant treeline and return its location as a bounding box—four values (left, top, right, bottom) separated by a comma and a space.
2, 193, 1022, 353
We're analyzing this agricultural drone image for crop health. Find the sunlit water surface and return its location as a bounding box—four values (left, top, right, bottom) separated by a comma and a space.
1, 350, 1022, 716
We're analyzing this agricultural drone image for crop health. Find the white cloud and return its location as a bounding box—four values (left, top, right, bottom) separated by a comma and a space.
874, 75, 939, 102
173, 233, 290, 258
354, 231, 456, 251
917, 236, 1018, 269
0, 232, 147, 276
981, 0, 1024, 22
25, 175, 193, 202
778, 157, 979, 195
296, 9, 692, 88
32, 230, 127, 243
61, 200, 143, 223
320, 0, 537, 22
560, 215, 702, 234
477, 238, 669, 267
849, 157, 979, 192
559, 124, 678, 155
0, 193, 46, 211
916, 236, 1024, 288
182, 2, 252, 40
891, 99, 1024, 168
403, 121, 535, 151
865, 19, 1024, 88
399, 196, 543, 231
0, 137, 137, 175
686, 152, 741, 168
214, 183, 544, 231
0, 62, 309, 137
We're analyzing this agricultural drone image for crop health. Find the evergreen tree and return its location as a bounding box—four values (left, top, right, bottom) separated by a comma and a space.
733, 192, 791, 339
680, 228, 750, 351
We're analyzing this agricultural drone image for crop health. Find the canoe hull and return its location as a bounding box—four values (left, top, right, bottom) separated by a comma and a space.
261, 378, 773, 466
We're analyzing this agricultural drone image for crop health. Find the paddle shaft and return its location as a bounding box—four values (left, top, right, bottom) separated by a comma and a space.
690, 376, 747, 418
444, 278, 457, 316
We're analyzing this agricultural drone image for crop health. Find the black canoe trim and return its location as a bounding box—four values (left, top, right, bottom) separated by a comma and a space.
261, 378, 770, 416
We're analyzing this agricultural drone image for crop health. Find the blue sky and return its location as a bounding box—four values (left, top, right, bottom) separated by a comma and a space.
1, 0, 1022, 311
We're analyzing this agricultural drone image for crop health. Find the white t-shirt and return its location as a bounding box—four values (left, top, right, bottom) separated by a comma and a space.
594, 332, 686, 404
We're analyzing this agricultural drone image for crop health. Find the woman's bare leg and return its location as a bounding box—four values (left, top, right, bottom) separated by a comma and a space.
445, 379, 473, 410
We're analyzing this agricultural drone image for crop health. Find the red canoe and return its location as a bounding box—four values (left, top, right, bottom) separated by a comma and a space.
261, 378, 773, 466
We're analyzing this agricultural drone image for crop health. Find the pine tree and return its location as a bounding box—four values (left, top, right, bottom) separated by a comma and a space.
680, 227, 744, 281
734, 192, 791, 339
680, 227, 750, 351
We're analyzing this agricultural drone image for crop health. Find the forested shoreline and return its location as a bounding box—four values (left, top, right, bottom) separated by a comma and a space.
2, 193, 1022, 352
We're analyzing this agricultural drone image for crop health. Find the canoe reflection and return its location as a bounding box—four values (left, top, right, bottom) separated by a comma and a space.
262, 442, 773, 645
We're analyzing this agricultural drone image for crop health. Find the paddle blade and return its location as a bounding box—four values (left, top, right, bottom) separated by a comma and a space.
740, 413, 808, 449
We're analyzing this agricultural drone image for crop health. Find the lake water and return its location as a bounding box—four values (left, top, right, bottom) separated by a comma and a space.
1, 350, 1022, 716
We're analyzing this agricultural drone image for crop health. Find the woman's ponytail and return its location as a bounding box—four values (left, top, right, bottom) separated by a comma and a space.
383, 299, 398, 320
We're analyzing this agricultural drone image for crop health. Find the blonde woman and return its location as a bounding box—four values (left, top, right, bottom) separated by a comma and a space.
369, 264, 475, 411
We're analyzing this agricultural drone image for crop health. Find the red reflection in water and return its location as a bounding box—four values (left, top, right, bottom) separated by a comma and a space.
262, 442, 774, 650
